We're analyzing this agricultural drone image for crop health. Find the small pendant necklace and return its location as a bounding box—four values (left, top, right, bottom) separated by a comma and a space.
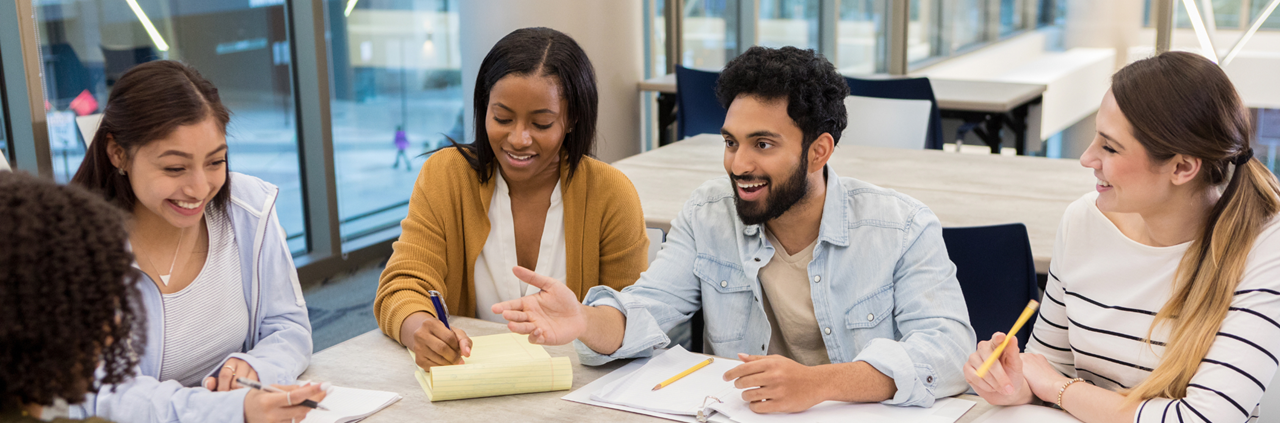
144, 228, 184, 286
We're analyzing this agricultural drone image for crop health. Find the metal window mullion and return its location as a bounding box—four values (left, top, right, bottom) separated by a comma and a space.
985, 0, 1000, 41
1, 0, 51, 178
1154, 0, 1176, 53
286, 0, 341, 258
738, 0, 759, 57
820, 0, 839, 62
887, 0, 909, 74
667, 0, 682, 72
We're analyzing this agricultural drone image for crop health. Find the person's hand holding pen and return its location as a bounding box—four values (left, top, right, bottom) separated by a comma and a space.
399, 291, 472, 369
240, 380, 328, 423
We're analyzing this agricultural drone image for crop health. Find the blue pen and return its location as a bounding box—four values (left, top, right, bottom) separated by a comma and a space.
428, 290, 451, 329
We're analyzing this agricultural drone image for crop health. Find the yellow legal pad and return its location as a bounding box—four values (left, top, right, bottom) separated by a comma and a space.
409, 332, 572, 401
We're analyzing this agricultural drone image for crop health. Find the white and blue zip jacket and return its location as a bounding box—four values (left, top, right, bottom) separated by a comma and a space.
74, 172, 312, 423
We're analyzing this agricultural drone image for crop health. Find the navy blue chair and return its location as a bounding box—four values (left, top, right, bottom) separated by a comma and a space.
942, 223, 1040, 351
844, 76, 944, 150
675, 66, 726, 140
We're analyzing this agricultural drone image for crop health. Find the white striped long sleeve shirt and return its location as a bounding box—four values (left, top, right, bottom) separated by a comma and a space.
1028, 192, 1280, 423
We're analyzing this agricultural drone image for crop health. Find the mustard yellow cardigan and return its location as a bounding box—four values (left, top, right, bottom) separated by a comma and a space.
374, 147, 650, 342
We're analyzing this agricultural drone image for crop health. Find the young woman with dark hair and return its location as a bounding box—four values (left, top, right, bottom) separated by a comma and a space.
0, 172, 138, 422
966, 51, 1280, 422
69, 60, 324, 423
374, 27, 649, 369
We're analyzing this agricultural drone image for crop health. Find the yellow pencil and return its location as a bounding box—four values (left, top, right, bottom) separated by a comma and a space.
652, 357, 715, 391
975, 299, 1040, 378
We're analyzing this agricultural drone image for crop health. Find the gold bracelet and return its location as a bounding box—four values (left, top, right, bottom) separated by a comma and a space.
1056, 377, 1087, 409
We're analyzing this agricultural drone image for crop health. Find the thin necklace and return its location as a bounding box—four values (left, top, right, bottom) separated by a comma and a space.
144, 228, 184, 286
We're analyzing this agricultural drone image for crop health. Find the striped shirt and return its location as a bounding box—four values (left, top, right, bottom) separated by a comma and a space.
1028, 192, 1280, 422
157, 207, 248, 387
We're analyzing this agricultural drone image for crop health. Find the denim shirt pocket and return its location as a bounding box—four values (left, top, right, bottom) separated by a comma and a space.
693, 254, 753, 343
844, 285, 895, 345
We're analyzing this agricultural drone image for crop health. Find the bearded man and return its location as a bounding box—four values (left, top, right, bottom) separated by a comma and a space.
493, 46, 976, 413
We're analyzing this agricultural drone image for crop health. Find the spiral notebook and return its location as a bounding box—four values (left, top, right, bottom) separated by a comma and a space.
410, 332, 573, 401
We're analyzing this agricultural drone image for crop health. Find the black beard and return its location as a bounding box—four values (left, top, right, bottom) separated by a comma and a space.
732, 155, 810, 226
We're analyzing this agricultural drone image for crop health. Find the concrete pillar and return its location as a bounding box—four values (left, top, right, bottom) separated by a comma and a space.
459, 1, 643, 163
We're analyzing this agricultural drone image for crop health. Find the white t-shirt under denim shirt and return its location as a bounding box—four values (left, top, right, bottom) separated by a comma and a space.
1029, 191, 1280, 422
473, 170, 567, 323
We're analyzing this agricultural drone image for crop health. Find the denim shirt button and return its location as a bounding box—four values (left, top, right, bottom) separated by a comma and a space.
813, 275, 821, 283
744, 226, 758, 236
824, 327, 831, 335
926, 376, 934, 384
867, 313, 874, 321
720, 281, 728, 288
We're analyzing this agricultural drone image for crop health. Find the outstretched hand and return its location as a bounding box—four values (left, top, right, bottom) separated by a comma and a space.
491, 266, 588, 345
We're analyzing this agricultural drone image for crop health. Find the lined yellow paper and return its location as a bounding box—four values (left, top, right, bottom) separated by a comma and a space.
409, 333, 573, 401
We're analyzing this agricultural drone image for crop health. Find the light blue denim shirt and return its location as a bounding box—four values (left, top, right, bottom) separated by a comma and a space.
578, 167, 976, 407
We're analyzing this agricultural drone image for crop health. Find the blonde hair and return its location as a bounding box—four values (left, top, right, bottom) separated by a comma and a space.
1112, 52, 1280, 402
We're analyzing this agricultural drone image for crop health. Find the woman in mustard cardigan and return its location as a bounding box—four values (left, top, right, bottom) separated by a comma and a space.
374, 27, 650, 369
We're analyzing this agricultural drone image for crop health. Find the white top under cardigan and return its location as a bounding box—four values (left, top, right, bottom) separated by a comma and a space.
473, 170, 568, 323
1028, 191, 1280, 422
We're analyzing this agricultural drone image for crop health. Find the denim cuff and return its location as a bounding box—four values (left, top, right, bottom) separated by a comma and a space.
577, 286, 670, 366
854, 338, 938, 407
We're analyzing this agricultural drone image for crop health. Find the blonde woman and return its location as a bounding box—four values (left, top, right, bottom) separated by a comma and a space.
965, 51, 1280, 422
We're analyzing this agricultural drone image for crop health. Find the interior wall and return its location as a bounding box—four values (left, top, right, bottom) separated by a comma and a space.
459, 0, 644, 163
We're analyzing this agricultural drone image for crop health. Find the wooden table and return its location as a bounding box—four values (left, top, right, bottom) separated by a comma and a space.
638, 73, 1047, 154
301, 317, 998, 422
614, 134, 1096, 274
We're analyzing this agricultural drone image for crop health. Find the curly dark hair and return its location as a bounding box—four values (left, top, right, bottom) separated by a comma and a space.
0, 172, 144, 408
715, 46, 849, 147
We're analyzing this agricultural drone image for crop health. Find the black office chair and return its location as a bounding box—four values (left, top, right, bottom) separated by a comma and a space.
844, 76, 945, 150
41, 43, 97, 109
674, 66, 726, 140
942, 223, 1040, 351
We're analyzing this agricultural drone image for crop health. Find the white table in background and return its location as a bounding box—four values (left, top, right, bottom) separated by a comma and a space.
614, 134, 1095, 274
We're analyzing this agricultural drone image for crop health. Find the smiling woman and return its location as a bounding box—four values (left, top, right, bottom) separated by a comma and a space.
374, 27, 650, 372
67, 61, 323, 423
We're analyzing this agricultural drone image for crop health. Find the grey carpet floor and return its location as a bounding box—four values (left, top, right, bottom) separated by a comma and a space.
303, 259, 385, 352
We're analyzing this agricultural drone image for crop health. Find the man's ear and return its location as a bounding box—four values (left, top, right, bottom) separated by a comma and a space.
1168, 153, 1202, 186
808, 133, 835, 172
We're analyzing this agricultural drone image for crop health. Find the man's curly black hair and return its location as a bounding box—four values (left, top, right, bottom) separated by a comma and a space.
0, 171, 144, 408
715, 46, 850, 148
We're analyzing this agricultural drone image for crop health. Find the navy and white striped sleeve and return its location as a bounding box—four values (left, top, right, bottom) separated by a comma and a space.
1136, 230, 1280, 423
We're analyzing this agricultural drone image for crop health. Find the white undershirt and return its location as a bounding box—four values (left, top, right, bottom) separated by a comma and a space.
473, 171, 567, 323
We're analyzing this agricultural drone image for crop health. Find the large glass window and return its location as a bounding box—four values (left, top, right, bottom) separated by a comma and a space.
33, 0, 308, 253
683, 0, 740, 69
1253, 0, 1280, 29
758, 0, 819, 51
838, 0, 885, 75
951, 0, 988, 50
323, 0, 462, 245
999, 0, 1024, 35
907, 0, 941, 63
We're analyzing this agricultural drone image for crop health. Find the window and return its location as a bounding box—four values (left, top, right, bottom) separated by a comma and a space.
838, 0, 886, 75
323, 0, 462, 245
951, 0, 988, 51
1000, 0, 1024, 35
683, 0, 740, 69
32, 0, 309, 253
1253, 0, 1280, 29
758, 0, 820, 51
907, 0, 941, 63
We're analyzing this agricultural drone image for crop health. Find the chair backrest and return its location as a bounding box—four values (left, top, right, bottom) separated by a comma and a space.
942, 223, 1040, 351
844, 76, 944, 150
841, 95, 932, 150
645, 227, 665, 264
76, 113, 104, 148
101, 45, 158, 87
675, 66, 726, 140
